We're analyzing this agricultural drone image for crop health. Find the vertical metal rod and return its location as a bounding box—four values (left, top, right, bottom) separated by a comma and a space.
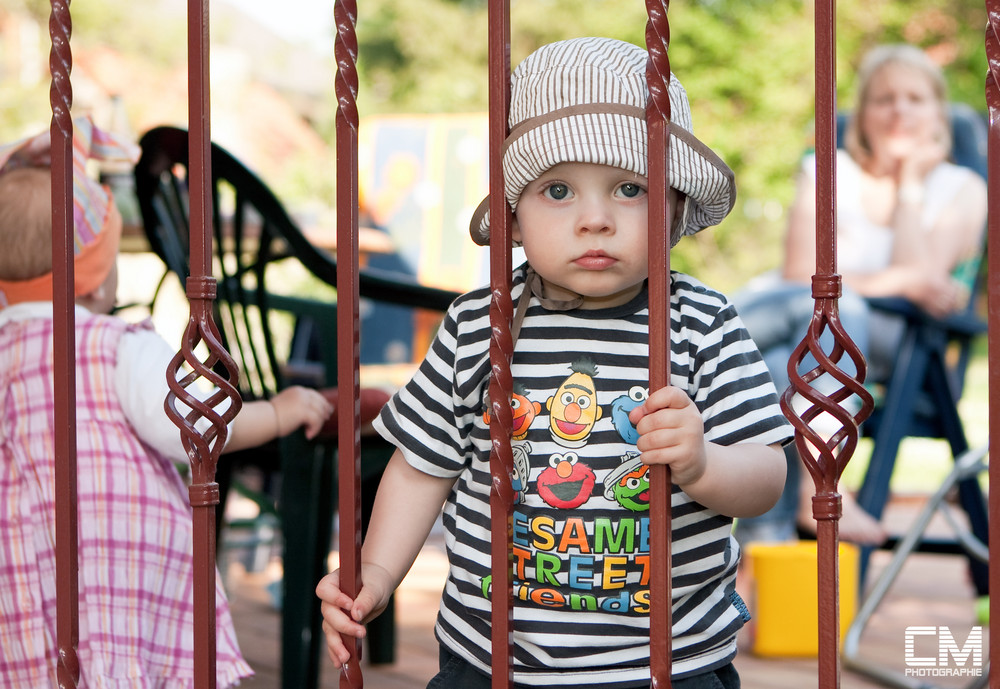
487, 1, 514, 687
984, 4, 1000, 686
184, 1, 218, 687
782, 2, 871, 688
813, 4, 840, 688
49, 1, 80, 686
334, 1, 364, 687
187, 0, 212, 281
814, 2, 837, 279
644, 2, 673, 687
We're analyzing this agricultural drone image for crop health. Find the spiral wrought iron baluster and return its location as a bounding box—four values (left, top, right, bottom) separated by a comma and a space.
783, 2, 873, 687
49, 1, 81, 686
486, 2, 515, 687
164, 275, 242, 689
333, 1, 365, 687
162, 2, 244, 687
644, 2, 673, 687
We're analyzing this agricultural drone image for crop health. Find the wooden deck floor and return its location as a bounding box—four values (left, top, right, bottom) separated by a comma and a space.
225, 496, 988, 689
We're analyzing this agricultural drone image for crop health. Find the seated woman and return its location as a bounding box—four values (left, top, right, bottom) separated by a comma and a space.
733, 43, 987, 546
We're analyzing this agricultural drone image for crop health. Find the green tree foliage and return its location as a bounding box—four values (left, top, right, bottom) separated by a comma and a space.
0, 0, 186, 142
0, 0, 48, 22
350, 0, 989, 291
3, 0, 988, 290
0, 0, 184, 63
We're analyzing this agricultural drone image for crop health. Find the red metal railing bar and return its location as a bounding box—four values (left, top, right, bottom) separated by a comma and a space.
334, 1, 365, 687
185, 3, 218, 686
811, 5, 841, 687
781, 1, 873, 687
163, 1, 243, 688
187, 0, 211, 280
487, 2, 515, 687
49, 1, 80, 686
644, 2, 673, 687
984, 4, 1000, 686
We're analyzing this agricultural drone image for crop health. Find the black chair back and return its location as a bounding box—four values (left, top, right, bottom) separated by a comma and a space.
134, 125, 459, 686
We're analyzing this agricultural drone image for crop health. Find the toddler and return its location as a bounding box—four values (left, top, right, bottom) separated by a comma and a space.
0, 118, 333, 688
318, 37, 791, 688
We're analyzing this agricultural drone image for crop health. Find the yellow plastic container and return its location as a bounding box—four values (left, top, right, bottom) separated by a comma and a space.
746, 540, 858, 657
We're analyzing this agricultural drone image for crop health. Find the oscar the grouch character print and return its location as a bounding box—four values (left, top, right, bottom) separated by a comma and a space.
603, 452, 651, 512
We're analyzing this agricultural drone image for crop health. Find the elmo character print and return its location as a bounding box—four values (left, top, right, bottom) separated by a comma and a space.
536, 451, 596, 508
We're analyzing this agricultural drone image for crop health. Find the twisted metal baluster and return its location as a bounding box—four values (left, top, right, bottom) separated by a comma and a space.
165, 285, 243, 478
784, 3, 873, 687
49, 1, 80, 686
334, 1, 365, 687
164, 278, 241, 689
984, 4, 1000, 685
163, 3, 242, 688
645, 2, 673, 687
487, 1, 514, 687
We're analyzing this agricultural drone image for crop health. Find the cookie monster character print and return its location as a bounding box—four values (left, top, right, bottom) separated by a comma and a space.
610, 386, 648, 444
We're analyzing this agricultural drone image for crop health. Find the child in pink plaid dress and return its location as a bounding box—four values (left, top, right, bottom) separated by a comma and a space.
0, 119, 335, 688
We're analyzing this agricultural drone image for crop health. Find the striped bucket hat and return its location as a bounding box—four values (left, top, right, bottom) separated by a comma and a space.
470, 36, 736, 247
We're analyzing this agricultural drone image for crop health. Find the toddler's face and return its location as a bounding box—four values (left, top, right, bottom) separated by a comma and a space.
513, 162, 676, 310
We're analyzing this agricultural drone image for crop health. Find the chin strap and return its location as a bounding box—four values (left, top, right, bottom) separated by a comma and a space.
509, 203, 685, 345
510, 266, 585, 347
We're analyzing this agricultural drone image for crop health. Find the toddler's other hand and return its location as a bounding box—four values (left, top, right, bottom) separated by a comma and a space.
316, 569, 364, 668
316, 564, 395, 668
628, 385, 707, 486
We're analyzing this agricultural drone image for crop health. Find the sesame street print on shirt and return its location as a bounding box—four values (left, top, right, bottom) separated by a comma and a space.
373, 264, 792, 685
480, 356, 655, 617
486, 358, 647, 509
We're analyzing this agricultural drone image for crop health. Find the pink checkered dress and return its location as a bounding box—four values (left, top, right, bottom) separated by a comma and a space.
0, 313, 253, 688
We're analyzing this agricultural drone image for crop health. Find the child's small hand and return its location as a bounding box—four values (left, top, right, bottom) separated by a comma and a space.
628, 385, 707, 486
316, 565, 395, 668
270, 386, 334, 439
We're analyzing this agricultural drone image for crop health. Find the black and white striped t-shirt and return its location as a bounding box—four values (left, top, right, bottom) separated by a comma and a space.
375, 264, 792, 686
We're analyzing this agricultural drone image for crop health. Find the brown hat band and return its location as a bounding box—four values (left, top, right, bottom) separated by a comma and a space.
503, 102, 717, 170
504, 104, 646, 153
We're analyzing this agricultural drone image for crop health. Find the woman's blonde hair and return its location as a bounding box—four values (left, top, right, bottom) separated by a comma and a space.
843, 44, 951, 166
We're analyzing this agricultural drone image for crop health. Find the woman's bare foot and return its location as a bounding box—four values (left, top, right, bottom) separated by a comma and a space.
797, 482, 888, 546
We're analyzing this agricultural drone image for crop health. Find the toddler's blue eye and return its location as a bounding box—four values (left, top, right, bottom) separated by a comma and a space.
546, 184, 569, 200
619, 183, 642, 198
